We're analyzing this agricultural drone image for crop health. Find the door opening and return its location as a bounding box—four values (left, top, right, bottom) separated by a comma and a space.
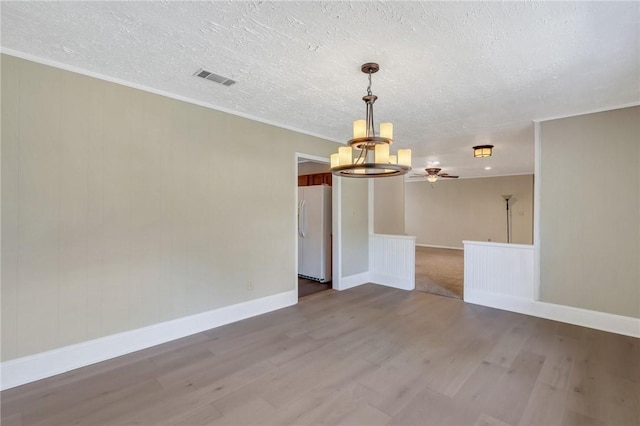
296, 155, 334, 299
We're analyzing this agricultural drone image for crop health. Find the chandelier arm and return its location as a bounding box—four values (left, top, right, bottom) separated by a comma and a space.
355, 144, 367, 164
367, 101, 375, 138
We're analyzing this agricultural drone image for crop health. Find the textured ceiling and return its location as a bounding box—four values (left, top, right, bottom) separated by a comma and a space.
2, 1, 639, 179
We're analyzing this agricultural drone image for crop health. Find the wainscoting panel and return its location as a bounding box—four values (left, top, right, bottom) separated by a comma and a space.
369, 234, 416, 290
463, 241, 534, 299
463, 240, 639, 338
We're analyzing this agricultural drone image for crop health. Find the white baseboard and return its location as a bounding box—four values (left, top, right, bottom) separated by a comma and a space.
337, 272, 370, 291
369, 273, 414, 291
464, 289, 640, 338
416, 244, 464, 250
0, 290, 297, 390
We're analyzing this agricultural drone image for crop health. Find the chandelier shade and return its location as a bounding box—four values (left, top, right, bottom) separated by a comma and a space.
330, 63, 412, 178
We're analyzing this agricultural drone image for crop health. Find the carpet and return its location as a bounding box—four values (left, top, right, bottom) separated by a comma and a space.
415, 246, 464, 299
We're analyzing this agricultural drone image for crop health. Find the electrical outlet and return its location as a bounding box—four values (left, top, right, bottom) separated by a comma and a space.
247, 280, 254, 291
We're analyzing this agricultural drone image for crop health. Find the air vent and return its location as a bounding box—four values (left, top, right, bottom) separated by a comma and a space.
193, 68, 236, 86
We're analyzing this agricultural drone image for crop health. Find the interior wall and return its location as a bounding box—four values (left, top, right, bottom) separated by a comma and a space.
340, 178, 369, 277
0, 54, 340, 361
373, 176, 405, 235
298, 161, 330, 175
539, 106, 639, 318
405, 175, 534, 248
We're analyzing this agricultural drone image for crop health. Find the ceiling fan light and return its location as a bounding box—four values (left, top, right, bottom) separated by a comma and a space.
473, 145, 494, 158
427, 175, 438, 183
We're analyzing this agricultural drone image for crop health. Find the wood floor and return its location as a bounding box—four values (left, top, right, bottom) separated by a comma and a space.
298, 277, 331, 298
2, 285, 638, 426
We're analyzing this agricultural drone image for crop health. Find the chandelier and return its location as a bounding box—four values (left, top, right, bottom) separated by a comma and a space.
330, 63, 411, 178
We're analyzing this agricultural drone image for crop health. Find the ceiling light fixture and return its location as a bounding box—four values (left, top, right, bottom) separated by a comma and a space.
331, 63, 411, 178
473, 145, 494, 158
485, 166, 492, 170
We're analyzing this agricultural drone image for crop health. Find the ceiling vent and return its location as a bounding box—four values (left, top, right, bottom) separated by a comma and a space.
193, 68, 236, 86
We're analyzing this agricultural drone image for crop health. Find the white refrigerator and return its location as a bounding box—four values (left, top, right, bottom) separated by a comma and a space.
298, 185, 332, 282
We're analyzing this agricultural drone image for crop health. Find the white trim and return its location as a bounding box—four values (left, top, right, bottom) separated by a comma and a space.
416, 243, 464, 250
532, 102, 640, 123
0, 49, 342, 144
373, 233, 416, 240
533, 122, 542, 301
462, 240, 534, 250
0, 290, 297, 390
332, 176, 342, 288
368, 180, 374, 235
464, 289, 640, 338
295, 153, 330, 166
337, 272, 370, 291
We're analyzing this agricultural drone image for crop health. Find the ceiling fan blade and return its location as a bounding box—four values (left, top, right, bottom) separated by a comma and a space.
441, 175, 459, 178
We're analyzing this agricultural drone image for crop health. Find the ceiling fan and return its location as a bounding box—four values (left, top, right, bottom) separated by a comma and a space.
410, 168, 459, 183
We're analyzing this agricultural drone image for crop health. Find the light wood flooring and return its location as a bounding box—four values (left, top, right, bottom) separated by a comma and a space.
2, 285, 638, 426
298, 277, 331, 298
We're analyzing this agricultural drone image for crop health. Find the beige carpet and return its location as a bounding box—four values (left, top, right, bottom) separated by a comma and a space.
415, 246, 464, 299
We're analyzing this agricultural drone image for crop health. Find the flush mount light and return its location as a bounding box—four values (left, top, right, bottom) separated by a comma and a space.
330, 63, 411, 178
473, 145, 494, 158
485, 166, 492, 170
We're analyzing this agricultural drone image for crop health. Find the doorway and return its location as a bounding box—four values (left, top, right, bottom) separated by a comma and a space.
414, 246, 464, 299
296, 155, 334, 299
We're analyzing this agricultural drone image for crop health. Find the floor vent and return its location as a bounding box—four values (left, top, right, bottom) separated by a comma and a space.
193, 68, 236, 86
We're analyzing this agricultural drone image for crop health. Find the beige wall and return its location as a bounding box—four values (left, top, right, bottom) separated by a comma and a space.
539, 106, 639, 318
340, 178, 369, 277
405, 175, 534, 248
373, 176, 405, 235
298, 161, 330, 175
0, 55, 341, 360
